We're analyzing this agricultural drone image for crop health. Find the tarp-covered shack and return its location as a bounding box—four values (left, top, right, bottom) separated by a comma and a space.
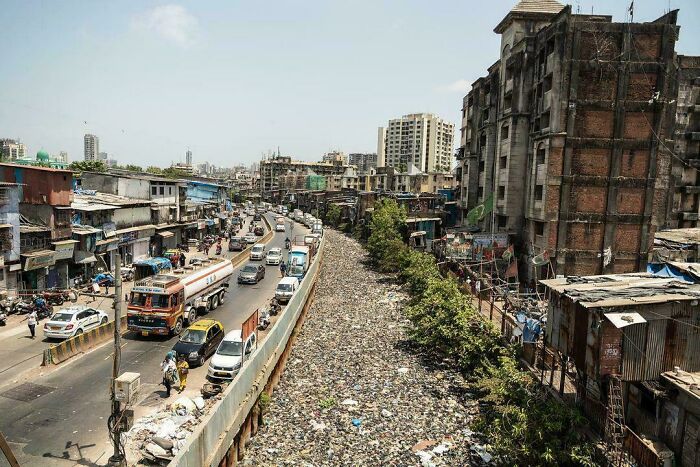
133, 257, 172, 280
541, 273, 700, 387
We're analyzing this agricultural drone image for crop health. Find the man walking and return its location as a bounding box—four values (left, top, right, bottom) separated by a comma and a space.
279, 261, 287, 277
177, 355, 189, 393
26, 309, 38, 339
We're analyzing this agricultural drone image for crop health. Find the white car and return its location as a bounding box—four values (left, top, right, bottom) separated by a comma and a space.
266, 247, 283, 265
244, 232, 257, 244
275, 223, 286, 232
207, 330, 257, 381
250, 244, 266, 260
43, 306, 109, 339
275, 276, 299, 304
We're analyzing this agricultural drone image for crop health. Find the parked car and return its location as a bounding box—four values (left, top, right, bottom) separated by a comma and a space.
266, 247, 283, 265
275, 276, 299, 304
254, 225, 265, 236
244, 233, 257, 244
43, 306, 109, 339
207, 330, 257, 380
238, 263, 266, 284
250, 244, 266, 260
228, 236, 244, 252
172, 319, 225, 367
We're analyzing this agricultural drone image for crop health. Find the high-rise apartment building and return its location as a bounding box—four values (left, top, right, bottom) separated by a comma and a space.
348, 153, 378, 174
84, 134, 99, 161
456, 0, 691, 280
377, 113, 454, 172
321, 151, 348, 165
186, 149, 193, 166
0, 139, 26, 161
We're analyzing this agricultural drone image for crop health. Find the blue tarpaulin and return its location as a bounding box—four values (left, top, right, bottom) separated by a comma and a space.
647, 263, 695, 282
134, 257, 172, 274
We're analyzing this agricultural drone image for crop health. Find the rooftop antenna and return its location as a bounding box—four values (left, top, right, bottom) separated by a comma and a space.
629, 0, 634, 23
575, 0, 580, 14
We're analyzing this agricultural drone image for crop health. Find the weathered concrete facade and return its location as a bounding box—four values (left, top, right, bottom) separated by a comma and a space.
457, 1, 690, 282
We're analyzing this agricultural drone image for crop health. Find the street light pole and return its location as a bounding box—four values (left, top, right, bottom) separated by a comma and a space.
108, 253, 125, 467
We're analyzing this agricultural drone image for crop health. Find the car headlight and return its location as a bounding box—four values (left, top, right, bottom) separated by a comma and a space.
189, 351, 199, 358
233, 361, 242, 369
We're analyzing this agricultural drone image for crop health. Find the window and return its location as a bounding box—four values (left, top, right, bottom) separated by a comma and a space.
501, 124, 510, 140
537, 145, 546, 164
500, 156, 507, 169
498, 186, 505, 199
477, 187, 484, 199
534, 221, 545, 236
497, 215, 507, 229
169, 187, 172, 195
535, 185, 544, 200
152, 186, 157, 196
159, 186, 164, 195
479, 160, 485, 173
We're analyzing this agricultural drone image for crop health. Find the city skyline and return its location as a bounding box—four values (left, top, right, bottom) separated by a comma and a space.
1, 0, 698, 167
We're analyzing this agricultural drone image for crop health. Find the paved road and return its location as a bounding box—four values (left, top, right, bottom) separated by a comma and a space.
0, 214, 306, 467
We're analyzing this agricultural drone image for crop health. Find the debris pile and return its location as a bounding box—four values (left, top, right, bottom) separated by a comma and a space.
246, 230, 482, 465
125, 394, 218, 465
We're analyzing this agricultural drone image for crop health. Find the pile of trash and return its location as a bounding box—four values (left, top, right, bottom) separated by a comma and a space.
245, 230, 490, 465
126, 395, 211, 465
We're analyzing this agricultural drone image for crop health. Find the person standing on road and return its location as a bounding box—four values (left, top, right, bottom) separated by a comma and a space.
177, 355, 189, 393
161, 351, 178, 397
25, 309, 38, 338
279, 261, 287, 277
179, 252, 186, 268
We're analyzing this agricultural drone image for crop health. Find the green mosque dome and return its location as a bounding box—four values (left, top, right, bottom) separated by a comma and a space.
36, 149, 50, 161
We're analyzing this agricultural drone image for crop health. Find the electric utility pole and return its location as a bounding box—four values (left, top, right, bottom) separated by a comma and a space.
108, 253, 125, 467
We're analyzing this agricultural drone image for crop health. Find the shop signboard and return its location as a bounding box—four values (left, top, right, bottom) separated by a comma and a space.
24, 251, 56, 271
53, 240, 77, 260
119, 231, 138, 245
197, 221, 206, 230
103, 222, 117, 238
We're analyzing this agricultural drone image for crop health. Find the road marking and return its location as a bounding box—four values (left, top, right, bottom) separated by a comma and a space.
103, 342, 128, 360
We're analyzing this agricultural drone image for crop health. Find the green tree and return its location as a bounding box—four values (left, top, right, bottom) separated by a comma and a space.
69, 160, 107, 173
325, 204, 341, 227
366, 198, 407, 271
124, 164, 143, 172
146, 166, 163, 175
162, 167, 189, 179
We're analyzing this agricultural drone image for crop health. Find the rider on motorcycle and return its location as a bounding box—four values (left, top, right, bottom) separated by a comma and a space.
285, 237, 291, 249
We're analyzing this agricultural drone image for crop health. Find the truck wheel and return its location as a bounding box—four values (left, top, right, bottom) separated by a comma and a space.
211, 295, 219, 310
172, 318, 183, 336
187, 309, 197, 325
218, 291, 225, 305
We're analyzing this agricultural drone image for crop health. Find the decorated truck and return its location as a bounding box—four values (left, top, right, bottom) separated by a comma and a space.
127, 258, 234, 336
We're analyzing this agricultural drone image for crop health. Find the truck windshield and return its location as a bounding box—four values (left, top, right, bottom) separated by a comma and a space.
277, 284, 293, 292
218, 340, 242, 356
151, 294, 170, 308
290, 265, 304, 275
130, 292, 147, 306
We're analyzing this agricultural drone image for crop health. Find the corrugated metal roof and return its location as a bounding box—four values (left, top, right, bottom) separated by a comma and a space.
511, 0, 564, 14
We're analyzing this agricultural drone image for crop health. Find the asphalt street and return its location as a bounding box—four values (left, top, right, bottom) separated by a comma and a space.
0, 214, 306, 466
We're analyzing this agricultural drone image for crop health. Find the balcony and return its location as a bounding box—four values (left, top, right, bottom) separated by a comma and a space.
680, 211, 700, 221
686, 132, 700, 141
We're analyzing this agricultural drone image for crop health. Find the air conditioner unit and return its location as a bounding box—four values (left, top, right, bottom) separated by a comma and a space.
114, 372, 141, 404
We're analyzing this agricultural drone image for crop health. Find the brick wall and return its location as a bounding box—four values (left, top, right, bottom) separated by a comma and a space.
617, 188, 645, 215
572, 148, 610, 176
620, 150, 649, 178
576, 110, 614, 138
570, 186, 607, 213
567, 223, 603, 251
624, 112, 653, 139
615, 224, 641, 253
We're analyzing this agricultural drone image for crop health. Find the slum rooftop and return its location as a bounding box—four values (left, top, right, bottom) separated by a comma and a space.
540, 273, 700, 308
661, 370, 700, 400
654, 228, 700, 247
72, 190, 151, 211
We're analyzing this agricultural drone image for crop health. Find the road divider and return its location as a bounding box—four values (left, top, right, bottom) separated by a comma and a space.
42, 316, 127, 365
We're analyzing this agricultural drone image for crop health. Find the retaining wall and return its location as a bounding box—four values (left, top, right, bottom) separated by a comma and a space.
170, 235, 325, 467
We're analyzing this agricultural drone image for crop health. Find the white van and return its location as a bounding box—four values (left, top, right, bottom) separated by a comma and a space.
275, 276, 300, 303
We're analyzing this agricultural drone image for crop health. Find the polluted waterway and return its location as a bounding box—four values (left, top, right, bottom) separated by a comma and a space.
245, 230, 487, 466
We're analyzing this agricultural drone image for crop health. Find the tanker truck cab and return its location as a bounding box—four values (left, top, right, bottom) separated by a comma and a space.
127, 258, 234, 336
287, 245, 310, 279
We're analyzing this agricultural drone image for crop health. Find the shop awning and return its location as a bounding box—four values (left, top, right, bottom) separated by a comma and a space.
114, 224, 157, 235
22, 250, 56, 271
157, 231, 174, 238
74, 251, 97, 264
0, 224, 12, 229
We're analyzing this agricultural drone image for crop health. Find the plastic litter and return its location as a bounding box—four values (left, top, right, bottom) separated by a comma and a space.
471, 444, 493, 463
341, 399, 358, 406
193, 396, 205, 411
351, 418, 362, 427
152, 436, 174, 450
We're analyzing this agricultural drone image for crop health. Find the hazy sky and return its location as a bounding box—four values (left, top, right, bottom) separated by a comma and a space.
1, 0, 698, 167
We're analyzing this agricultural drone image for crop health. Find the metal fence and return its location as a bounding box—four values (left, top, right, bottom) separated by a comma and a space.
170, 235, 324, 467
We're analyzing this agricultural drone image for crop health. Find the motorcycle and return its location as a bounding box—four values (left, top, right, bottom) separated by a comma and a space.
257, 308, 271, 330
43, 289, 66, 306
0, 310, 6, 326
215, 244, 222, 255
177, 243, 190, 252
284, 238, 291, 249
13, 298, 34, 315
269, 297, 281, 316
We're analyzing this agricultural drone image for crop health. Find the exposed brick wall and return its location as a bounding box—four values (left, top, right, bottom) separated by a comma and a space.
575, 110, 614, 138
627, 73, 657, 101
632, 34, 662, 60
545, 185, 561, 217
565, 257, 599, 277
578, 69, 618, 101
547, 220, 558, 250
570, 185, 607, 213
547, 145, 564, 176
613, 258, 638, 274
579, 31, 621, 61
617, 188, 645, 214
572, 148, 610, 176
567, 223, 603, 251
620, 150, 649, 178
624, 112, 653, 139
614, 224, 641, 253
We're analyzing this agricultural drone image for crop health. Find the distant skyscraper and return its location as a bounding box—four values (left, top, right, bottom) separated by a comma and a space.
58, 151, 68, 163
322, 151, 348, 165
97, 152, 108, 162
84, 134, 99, 161
0, 139, 27, 160
348, 153, 378, 174
186, 149, 192, 166
377, 113, 454, 172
